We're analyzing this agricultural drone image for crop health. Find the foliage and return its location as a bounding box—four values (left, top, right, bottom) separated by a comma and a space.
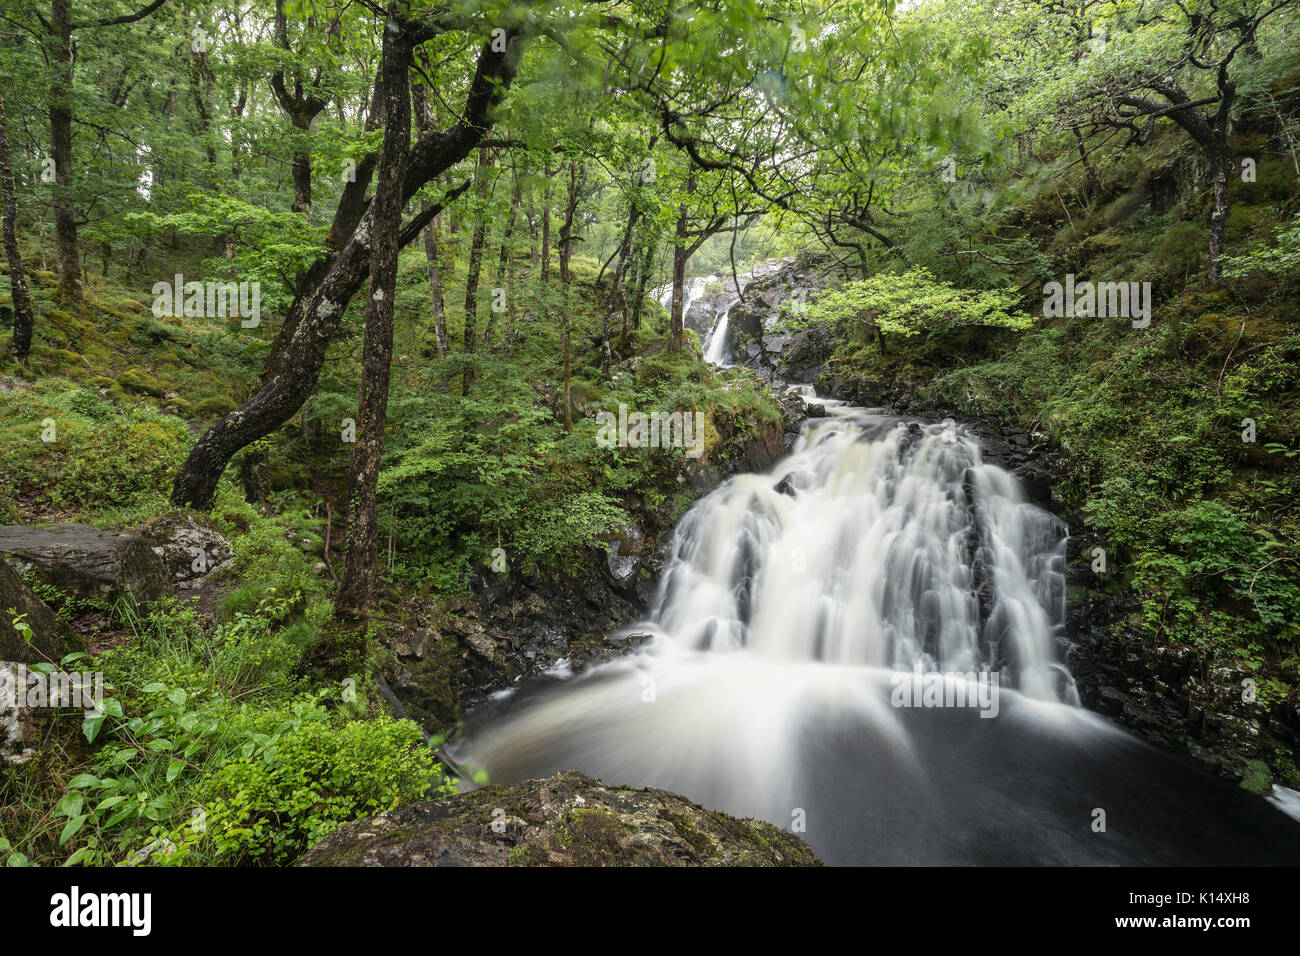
786, 267, 1034, 340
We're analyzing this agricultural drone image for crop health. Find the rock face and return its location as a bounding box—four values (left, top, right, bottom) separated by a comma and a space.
726, 253, 833, 381
0, 524, 168, 606
297, 770, 821, 867
1069, 593, 1300, 782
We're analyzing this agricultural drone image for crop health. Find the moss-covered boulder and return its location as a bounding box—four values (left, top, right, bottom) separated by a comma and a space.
116, 365, 165, 397
297, 770, 821, 867
194, 395, 238, 418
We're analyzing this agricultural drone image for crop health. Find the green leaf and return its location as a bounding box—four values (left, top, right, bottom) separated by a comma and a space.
54, 792, 84, 819
59, 814, 88, 846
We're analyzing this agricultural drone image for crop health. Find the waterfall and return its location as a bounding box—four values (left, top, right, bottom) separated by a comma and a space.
702, 306, 732, 364
646, 404, 1073, 700
454, 392, 1300, 865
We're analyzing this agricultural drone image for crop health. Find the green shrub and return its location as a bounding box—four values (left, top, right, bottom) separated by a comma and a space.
171, 714, 447, 865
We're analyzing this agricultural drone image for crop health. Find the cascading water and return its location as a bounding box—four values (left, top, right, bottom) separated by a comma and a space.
455, 395, 1300, 865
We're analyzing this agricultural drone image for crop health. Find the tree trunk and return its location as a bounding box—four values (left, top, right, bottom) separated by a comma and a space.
462, 147, 494, 394
421, 200, 447, 356
49, 0, 80, 303
670, 239, 687, 351
289, 114, 314, 219
485, 167, 521, 349
541, 166, 552, 283
1207, 146, 1230, 288
0, 95, 35, 362
630, 240, 654, 331
558, 160, 581, 285
527, 187, 538, 266
337, 25, 412, 615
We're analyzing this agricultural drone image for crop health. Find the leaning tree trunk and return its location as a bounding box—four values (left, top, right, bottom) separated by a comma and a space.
337, 24, 411, 615
49, 0, 80, 303
0, 95, 35, 361
170, 32, 522, 510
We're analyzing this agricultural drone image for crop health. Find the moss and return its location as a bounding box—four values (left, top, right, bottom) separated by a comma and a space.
1239, 759, 1273, 794
506, 844, 542, 866
561, 807, 632, 865
195, 395, 238, 417
116, 365, 166, 397
664, 810, 716, 856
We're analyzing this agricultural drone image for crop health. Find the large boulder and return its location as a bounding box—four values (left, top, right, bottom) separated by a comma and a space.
137, 513, 235, 590
297, 770, 821, 867
0, 524, 168, 606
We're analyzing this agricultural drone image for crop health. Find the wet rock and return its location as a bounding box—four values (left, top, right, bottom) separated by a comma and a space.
605, 524, 645, 587
1070, 593, 1299, 781
296, 770, 820, 867
0, 524, 167, 606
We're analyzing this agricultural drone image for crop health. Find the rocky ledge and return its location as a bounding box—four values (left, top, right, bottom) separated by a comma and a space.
296, 770, 820, 867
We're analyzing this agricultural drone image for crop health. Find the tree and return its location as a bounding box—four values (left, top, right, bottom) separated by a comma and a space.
170, 14, 523, 509
0, 94, 35, 361
37, 0, 174, 303
1033, 0, 1297, 286
337, 7, 411, 614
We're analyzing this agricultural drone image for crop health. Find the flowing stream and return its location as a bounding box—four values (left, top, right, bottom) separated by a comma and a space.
454, 296, 1300, 866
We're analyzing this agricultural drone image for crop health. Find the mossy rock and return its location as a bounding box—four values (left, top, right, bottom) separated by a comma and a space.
118, 299, 146, 313
48, 349, 85, 368
194, 395, 238, 417
116, 365, 166, 397
165, 396, 192, 412
296, 770, 822, 867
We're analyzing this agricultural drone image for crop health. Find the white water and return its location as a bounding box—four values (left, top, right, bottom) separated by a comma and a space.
702, 308, 731, 364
